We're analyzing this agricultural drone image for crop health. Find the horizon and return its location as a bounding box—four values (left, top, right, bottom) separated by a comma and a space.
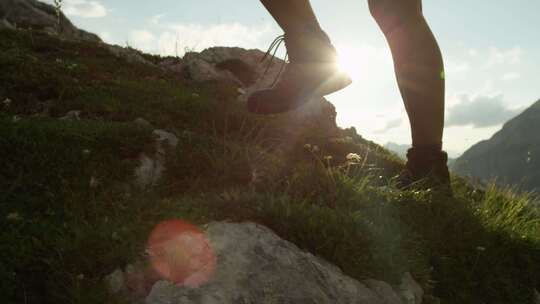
46, 0, 540, 157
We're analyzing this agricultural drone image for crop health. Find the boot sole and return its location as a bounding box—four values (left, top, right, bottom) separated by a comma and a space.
312, 71, 352, 97
247, 67, 352, 114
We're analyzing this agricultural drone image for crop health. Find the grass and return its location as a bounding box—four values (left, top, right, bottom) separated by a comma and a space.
1, 27, 539, 304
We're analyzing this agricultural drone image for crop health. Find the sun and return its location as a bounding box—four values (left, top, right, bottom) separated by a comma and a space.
335, 45, 365, 82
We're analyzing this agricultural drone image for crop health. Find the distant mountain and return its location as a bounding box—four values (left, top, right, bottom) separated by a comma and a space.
452, 99, 540, 192
384, 142, 410, 159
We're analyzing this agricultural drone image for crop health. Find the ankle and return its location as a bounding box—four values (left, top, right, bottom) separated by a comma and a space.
411, 142, 443, 151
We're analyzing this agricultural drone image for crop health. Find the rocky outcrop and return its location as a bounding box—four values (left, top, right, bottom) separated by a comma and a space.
107, 222, 423, 304
165, 47, 341, 139
0, 0, 101, 42
452, 99, 540, 192
134, 127, 179, 188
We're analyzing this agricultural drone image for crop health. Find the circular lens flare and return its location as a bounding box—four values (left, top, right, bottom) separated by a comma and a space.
147, 220, 216, 288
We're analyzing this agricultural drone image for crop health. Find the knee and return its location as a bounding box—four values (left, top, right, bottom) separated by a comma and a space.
368, 0, 423, 35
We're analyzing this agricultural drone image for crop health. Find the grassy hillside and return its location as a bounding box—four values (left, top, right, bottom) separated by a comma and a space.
1, 28, 539, 304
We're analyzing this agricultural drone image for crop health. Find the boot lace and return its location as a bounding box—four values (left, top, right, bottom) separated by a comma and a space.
260, 34, 289, 86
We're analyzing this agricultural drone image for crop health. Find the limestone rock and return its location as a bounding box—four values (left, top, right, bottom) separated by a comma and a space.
144, 221, 419, 304
60, 110, 81, 120
153, 129, 179, 152
105, 45, 155, 66
106, 269, 125, 294
134, 153, 164, 188
173, 47, 341, 139
364, 279, 403, 304
398, 272, 424, 304
0, 18, 15, 29
134, 129, 178, 188
0, 0, 101, 42
134, 118, 153, 129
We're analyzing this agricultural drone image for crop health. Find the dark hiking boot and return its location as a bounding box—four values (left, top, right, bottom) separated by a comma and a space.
248, 30, 352, 115
396, 147, 452, 194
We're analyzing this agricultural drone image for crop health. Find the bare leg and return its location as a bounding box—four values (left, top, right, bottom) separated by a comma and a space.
260, 0, 322, 34
369, 0, 445, 149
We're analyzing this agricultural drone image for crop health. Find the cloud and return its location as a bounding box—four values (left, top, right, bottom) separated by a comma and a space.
446, 94, 522, 128
445, 60, 470, 74
149, 14, 165, 25
501, 72, 521, 81
44, 0, 107, 18
156, 23, 274, 57
485, 46, 522, 68
374, 117, 403, 134
98, 31, 114, 44
129, 30, 156, 51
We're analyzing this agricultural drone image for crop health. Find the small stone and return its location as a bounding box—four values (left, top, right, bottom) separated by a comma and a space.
61, 110, 81, 121
12, 115, 21, 123
134, 153, 164, 188
237, 88, 247, 95
2, 98, 11, 107
105, 269, 125, 294
89, 176, 99, 188
77, 274, 85, 280
398, 272, 424, 304
191, 93, 200, 98
6, 212, 21, 221
134, 118, 153, 128
153, 129, 179, 149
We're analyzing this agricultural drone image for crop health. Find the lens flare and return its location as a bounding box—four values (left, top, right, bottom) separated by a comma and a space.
146, 220, 216, 288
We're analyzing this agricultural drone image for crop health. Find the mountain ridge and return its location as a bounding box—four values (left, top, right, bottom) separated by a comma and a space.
452, 99, 540, 192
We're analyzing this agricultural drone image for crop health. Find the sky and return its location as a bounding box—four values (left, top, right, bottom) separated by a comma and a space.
46, 0, 540, 157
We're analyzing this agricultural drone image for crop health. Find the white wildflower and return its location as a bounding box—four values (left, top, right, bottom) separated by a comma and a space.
346, 153, 362, 163
7, 212, 21, 221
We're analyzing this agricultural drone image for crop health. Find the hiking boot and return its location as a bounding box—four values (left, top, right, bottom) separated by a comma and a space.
396, 147, 452, 194
247, 30, 352, 115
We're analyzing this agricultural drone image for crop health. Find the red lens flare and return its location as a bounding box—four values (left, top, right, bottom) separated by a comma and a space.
146, 220, 216, 288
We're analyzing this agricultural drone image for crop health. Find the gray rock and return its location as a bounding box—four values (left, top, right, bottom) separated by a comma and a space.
0, 18, 15, 29
535, 289, 540, 304
153, 129, 179, 151
0, 0, 101, 42
134, 129, 178, 188
106, 269, 125, 294
145, 222, 417, 304
179, 47, 281, 89
134, 117, 153, 129
60, 110, 81, 120
398, 272, 423, 304
159, 58, 184, 73
134, 153, 164, 188
105, 45, 154, 66
364, 279, 403, 304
